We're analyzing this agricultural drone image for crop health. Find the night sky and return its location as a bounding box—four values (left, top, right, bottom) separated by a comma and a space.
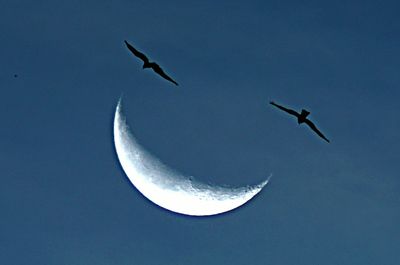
1, 0, 399, 264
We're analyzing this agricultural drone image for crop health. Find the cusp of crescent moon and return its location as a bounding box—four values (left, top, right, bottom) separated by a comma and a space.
113, 99, 270, 216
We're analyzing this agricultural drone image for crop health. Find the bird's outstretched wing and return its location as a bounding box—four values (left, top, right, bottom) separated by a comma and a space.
304, 119, 330, 143
124, 40, 149, 64
270, 101, 299, 117
151, 63, 179, 86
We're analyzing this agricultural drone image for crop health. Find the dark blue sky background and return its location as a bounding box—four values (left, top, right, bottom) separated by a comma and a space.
1, 0, 399, 264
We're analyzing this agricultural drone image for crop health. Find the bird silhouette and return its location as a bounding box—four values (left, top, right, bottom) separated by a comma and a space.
124, 40, 178, 86
270, 101, 330, 143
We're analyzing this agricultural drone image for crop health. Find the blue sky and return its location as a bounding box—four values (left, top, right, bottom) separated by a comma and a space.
1, 0, 399, 264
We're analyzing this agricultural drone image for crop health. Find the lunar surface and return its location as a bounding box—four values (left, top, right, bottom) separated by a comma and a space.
113, 99, 270, 216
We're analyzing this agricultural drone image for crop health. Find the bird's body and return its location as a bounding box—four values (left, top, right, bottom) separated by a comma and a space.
270, 101, 330, 143
124, 40, 178, 86
297, 109, 310, 124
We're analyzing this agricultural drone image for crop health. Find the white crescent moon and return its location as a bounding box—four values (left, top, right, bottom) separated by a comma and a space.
113, 99, 270, 216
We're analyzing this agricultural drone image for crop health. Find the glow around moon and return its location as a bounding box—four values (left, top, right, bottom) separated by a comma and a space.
113, 99, 270, 216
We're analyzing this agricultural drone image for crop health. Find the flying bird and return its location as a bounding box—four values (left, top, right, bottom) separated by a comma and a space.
124, 40, 178, 86
270, 101, 330, 143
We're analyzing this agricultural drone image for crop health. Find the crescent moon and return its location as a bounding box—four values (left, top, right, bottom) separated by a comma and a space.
113, 99, 270, 216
